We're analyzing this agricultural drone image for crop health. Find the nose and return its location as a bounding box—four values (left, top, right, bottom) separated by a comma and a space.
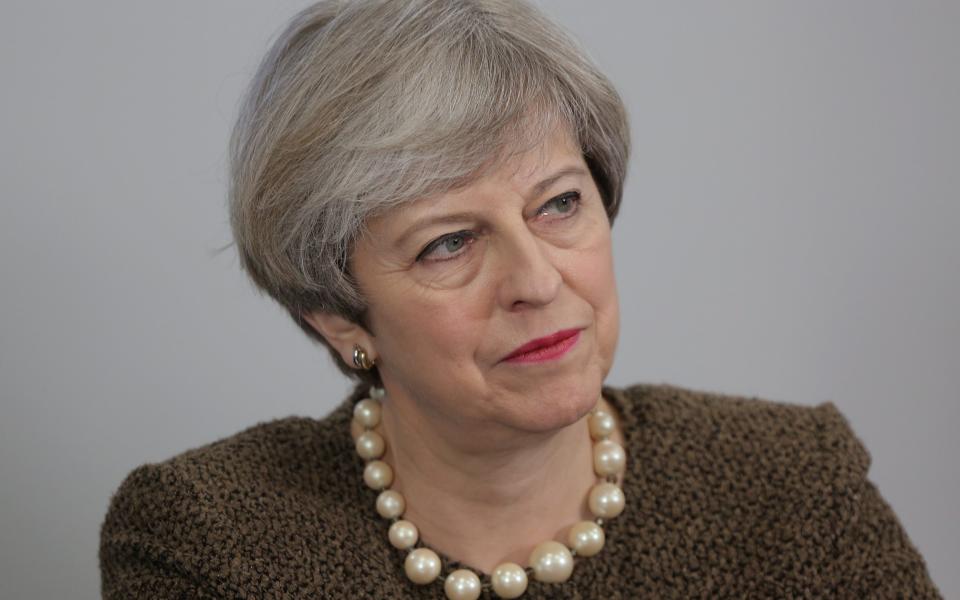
495, 226, 563, 311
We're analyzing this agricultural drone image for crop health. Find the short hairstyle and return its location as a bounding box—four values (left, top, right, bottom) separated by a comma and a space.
228, 0, 630, 385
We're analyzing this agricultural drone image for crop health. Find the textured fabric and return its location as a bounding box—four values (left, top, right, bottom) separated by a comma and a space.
99, 382, 942, 598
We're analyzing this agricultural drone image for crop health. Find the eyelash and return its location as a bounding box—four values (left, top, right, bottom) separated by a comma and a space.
415, 191, 582, 263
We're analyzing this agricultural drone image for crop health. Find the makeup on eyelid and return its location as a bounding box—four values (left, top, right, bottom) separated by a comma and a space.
415, 191, 582, 263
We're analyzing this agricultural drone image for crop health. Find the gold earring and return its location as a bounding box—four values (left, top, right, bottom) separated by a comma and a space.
352, 344, 375, 370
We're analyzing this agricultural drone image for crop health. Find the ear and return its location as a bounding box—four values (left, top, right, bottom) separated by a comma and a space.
302, 310, 376, 366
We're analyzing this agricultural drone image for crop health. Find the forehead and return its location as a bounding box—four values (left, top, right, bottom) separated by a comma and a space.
408, 126, 584, 211
484, 125, 583, 184
355, 124, 589, 256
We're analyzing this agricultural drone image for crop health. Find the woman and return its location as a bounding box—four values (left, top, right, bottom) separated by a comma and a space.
99, 1, 941, 598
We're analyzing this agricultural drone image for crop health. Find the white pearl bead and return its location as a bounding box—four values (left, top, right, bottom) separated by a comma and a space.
588, 482, 625, 519
588, 410, 616, 440
592, 439, 626, 476
388, 519, 419, 549
444, 568, 481, 600
353, 398, 382, 428
355, 430, 386, 460
490, 562, 528, 599
375, 489, 405, 519
349, 386, 629, 596
529, 540, 574, 583
363, 460, 393, 490
404, 547, 441, 585
568, 521, 605, 557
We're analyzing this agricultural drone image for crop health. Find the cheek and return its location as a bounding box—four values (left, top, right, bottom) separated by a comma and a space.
353, 241, 489, 383
600, 283, 621, 363
373, 287, 485, 366
570, 232, 620, 355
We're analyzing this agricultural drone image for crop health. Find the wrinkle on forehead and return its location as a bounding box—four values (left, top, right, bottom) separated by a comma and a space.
482, 119, 581, 185
428, 124, 584, 211
354, 119, 582, 258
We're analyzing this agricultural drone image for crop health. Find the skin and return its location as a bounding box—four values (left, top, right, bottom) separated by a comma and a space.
305, 126, 623, 574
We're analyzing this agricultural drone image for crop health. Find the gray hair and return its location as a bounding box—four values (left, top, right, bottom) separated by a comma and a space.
228, 0, 630, 384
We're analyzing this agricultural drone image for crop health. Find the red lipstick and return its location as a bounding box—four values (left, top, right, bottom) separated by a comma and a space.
502, 328, 581, 364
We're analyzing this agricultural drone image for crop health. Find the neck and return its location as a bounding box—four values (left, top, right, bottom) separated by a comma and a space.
373, 388, 617, 576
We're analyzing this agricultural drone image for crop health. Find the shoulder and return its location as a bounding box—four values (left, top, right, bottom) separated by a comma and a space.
106, 381, 373, 500
602, 383, 941, 597
99, 386, 387, 597
603, 382, 885, 594
109, 401, 356, 507
606, 381, 871, 492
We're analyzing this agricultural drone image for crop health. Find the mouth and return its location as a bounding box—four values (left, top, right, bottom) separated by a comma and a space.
502, 328, 582, 364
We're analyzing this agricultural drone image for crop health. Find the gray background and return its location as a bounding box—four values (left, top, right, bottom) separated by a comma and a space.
1, 1, 957, 597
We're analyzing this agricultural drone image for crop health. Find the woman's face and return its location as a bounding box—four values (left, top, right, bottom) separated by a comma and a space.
351, 127, 619, 433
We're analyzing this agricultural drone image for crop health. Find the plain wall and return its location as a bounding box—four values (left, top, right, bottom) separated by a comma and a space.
1, 1, 957, 597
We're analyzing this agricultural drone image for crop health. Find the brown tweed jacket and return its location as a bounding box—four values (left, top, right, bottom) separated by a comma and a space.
99, 382, 942, 598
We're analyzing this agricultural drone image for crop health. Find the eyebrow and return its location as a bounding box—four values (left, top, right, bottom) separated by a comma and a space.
393, 165, 590, 249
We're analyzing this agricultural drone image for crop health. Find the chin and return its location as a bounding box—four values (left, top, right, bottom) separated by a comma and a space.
514, 370, 603, 433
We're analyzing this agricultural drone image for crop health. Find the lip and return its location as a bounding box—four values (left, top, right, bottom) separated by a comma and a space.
502, 328, 582, 364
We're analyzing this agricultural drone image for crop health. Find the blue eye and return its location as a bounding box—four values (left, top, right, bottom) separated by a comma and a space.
417, 231, 475, 262
537, 191, 581, 217
415, 192, 581, 264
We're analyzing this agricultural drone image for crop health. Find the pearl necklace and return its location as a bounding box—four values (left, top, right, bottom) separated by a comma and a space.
351, 386, 627, 599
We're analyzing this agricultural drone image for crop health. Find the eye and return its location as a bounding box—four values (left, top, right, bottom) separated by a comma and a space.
416, 230, 476, 263
536, 191, 581, 218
